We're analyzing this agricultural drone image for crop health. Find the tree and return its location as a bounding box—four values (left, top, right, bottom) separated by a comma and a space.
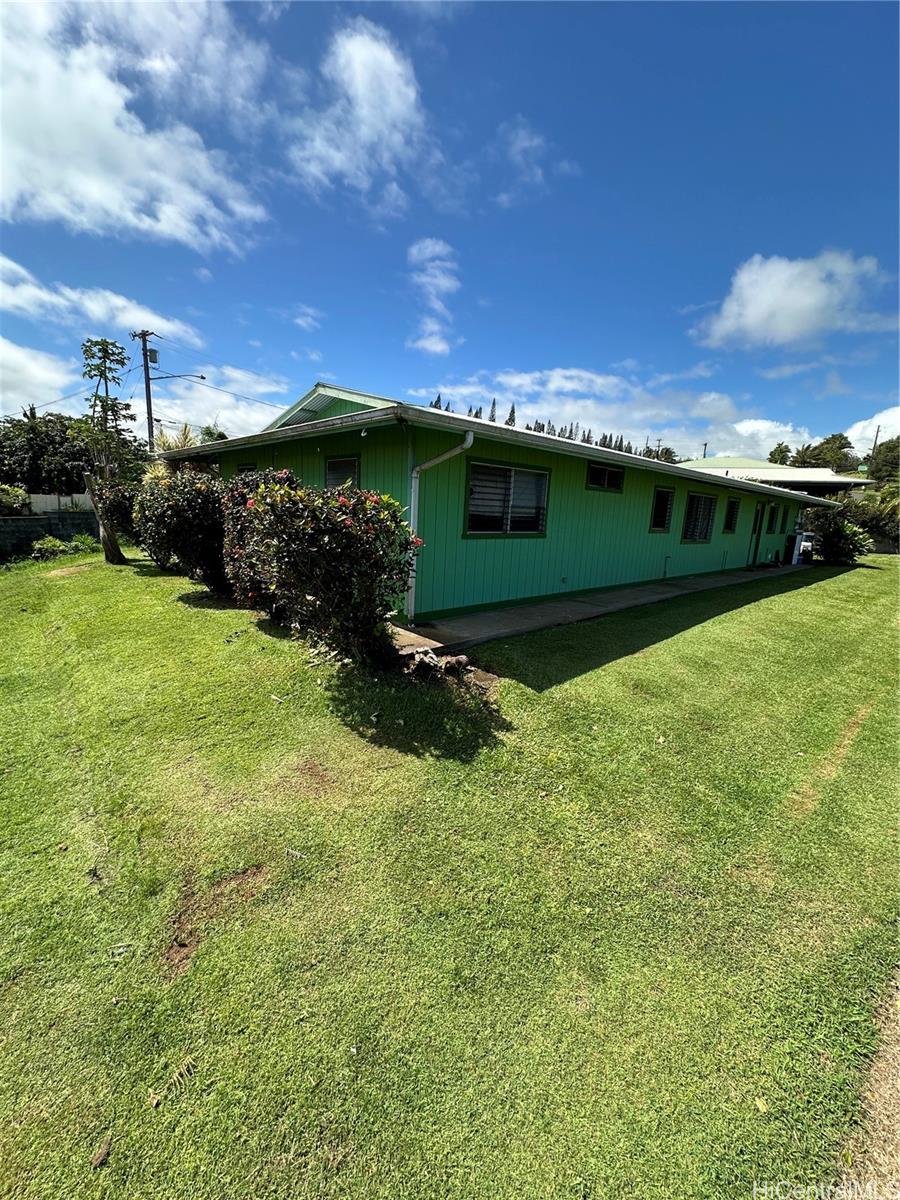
790, 443, 818, 467
505, 404, 516, 426
867, 435, 899, 484
70, 338, 135, 564
768, 441, 791, 465
489, 398, 497, 423
0, 408, 89, 494
657, 446, 678, 464
811, 432, 858, 473
199, 423, 228, 443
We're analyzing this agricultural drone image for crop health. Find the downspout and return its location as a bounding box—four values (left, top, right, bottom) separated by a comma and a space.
406, 430, 474, 623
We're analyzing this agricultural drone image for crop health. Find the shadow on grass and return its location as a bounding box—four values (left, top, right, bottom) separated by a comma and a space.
324, 665, 512, 762
475, 564, 857, 692
176, 589, 236, 610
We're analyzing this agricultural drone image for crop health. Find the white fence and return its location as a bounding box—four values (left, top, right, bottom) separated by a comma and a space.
28, 493, 94, 513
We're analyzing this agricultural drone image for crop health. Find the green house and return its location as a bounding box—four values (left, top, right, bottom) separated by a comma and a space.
164, 383, 835, 624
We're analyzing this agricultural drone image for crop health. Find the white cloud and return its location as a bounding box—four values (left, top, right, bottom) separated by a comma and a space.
151, 365, 292, 439
0, 336, 80, 415
493, 115, 578, 207
756, 361, 821, 381
0, 4, 266, 253
712, 418, 815, 459
293, 305, 324, 332
406, 238, 461, 355
406, 365, 824, 460
647, 361, 718, 388
845, 405, 900, 457
288, 19, 439, 219
79, 1, 289, 138
306, 348, 323, 363
257, 1, 290, 24
194, 268, 214, 284
694, 250, 897, 349
0, 256, 203, 347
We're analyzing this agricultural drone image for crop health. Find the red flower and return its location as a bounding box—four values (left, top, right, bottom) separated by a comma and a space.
343, 517, 353, 527
338, 495, 350, 507
413, 536, 424, 547
246, 498, 255, 508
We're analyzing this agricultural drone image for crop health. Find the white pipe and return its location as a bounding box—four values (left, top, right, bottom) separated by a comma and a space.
406, 430, 473, 623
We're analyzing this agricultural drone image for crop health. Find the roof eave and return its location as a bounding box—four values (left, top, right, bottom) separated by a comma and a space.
161, 401, 841, 507
158, 406, 401, 461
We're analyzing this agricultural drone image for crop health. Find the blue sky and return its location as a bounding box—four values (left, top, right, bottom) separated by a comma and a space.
1, 0, 897, 458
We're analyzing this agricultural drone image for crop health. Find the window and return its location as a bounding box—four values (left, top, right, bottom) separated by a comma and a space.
467, 462, 548, 535
237, 462, 257, 473
723, 497, 740, 534
766, 503, 778, 533
682, 493, 717, 542
586, 463, 625, 491
326, 457, 359, 488
649, 487, 674, 532
779, 505, 788, 533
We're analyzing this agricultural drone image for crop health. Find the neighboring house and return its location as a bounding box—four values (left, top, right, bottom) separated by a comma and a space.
678, 456, 873, 497
162, 384, 837, 623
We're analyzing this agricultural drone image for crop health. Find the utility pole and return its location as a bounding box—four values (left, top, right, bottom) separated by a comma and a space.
655, 437, 662, 460
702, 441, 708, 458
131, 329, 157, 451
870, 423, 881, 459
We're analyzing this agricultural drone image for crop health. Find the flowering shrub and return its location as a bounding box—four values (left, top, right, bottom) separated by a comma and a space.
93, 481, 138, 540
223, 472, 420, 662
134, 471, 229, 591
222, 469, 299, 615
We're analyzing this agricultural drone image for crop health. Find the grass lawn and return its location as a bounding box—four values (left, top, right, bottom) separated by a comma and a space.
1, 554, 897, 1199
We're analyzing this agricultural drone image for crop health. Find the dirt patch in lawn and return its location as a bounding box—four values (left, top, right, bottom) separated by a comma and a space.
786, 702, 873, 817
296, 758, 333, 792
842, 974, 900, 1191
163, 864, 269, 978
47, 564, 94, 577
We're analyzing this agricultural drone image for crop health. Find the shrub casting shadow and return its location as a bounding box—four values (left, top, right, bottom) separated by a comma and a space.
325, 665, 512, 762
476, 564, 856, 692
176, 589, 236, 610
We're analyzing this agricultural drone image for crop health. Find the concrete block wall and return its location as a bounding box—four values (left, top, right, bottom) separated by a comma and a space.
0, 511, 100, 561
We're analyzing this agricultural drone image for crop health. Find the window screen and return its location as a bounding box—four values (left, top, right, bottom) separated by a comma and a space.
326, 457, 359, 488
682, 493, 716, 542
467, 463, 547, 534
237, 462, 257, 473
723, 497, 740, 533
649, 487, 674, 532
586, 463, 625, 491
766, 504, 778, 533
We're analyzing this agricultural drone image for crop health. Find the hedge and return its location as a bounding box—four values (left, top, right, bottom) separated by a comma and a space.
223, 471, 420, 662
134, 471, 229, 591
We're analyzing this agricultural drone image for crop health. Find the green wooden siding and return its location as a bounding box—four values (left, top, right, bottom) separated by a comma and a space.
213, 425, 410, 503
409, 429, 801, 620
200, 423, 802, 621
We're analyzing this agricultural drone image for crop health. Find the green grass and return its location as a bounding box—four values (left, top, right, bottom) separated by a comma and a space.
1, 554, 897, 1199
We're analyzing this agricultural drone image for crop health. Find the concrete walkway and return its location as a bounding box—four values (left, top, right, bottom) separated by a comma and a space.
394, 564, 809, 655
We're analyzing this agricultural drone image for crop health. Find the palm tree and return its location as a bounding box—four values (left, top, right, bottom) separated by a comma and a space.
790, 443, 818, 467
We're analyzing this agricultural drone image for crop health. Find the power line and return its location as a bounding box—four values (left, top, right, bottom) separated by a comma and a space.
152, 335, 292, 407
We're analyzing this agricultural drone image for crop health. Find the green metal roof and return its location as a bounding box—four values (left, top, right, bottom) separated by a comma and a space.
162, 383, 839, 507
